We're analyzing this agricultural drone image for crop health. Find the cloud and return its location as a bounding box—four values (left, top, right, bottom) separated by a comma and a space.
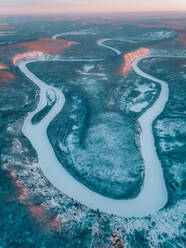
0, 0, 84, 8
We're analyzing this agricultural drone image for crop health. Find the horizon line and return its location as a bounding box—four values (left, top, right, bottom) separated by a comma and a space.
0, 10, 186, 17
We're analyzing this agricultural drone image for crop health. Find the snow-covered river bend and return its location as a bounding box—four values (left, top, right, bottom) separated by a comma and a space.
16, 37, 184, 217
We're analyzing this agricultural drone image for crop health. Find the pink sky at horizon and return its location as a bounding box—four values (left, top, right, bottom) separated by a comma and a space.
0, 0, 186, 15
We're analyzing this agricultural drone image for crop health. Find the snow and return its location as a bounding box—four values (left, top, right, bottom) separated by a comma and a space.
15, 33, 185, 217
16, 50, 168, 218
76, 64, 106, 77
52, 29, 97, 40
46, 88, 56, 105
140, 31, 176, 41
130, 102, 149, 112
0, 34, 15, 36
122, 31, 176, 44
0, 31, 16, 36
97, 39, 121, 55
84, 64, 95, 72
136, 84, 154, 93
96, 31, 176, 55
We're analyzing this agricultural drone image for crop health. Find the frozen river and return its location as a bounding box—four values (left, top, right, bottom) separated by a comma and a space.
15, 36, 180, 217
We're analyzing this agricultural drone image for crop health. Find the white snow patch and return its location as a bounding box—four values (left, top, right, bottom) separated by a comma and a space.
130, 102, 149, 112
84, 64, 95, 73
52, 29, 97, 39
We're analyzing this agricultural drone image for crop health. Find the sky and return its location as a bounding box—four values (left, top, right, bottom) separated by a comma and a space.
0, 0, 186, 15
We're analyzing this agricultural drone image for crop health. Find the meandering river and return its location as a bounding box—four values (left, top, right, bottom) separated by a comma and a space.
15, 36, 180, 217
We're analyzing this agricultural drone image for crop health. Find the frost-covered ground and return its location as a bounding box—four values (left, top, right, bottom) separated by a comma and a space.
124, 31, 177, 43
0, 16, 186, 247
0, 117, 185, 247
